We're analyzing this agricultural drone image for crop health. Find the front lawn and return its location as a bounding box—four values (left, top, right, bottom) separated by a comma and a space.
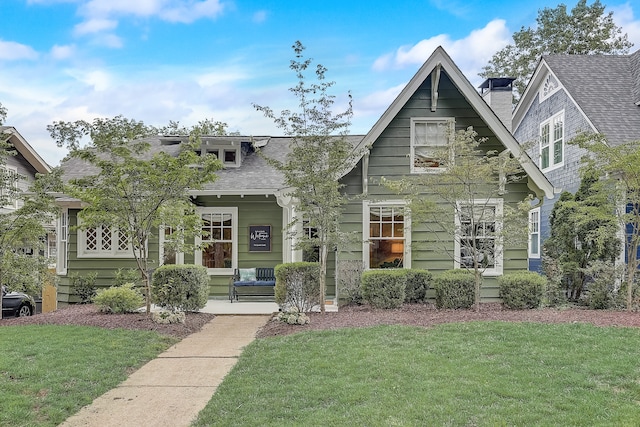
194, 322, 640, 426
0, 325, 176, 427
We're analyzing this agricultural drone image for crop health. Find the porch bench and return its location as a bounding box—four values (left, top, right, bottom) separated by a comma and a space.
229, 267, 276, 302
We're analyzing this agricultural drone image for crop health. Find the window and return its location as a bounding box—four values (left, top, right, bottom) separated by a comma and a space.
540, 111, 564, 170
365, 202, 409, 269
455, 200, 503, 275
411, 118, 454, 173
1, 165, 19, 209
529, 208, 540, 258
302, 219, 319, 262
159, 225, 184, 265
196, 207, 237, 274
203, 147, 240, 167
56, 210, 68, 274
78, 224, 132, 258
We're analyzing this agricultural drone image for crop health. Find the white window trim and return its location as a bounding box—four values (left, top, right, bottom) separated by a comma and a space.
454, 198, 503, 276
77, 221, 134, 258
1, 165, 18, 209
528, 207, 541, 259
195, 206, 238, 275
362, 200, 411, 269
159, 225, 184, 266
539, 110, 564, 172
56, 209, 69, 274
202, 146, 241, 168
410, 117, 455, 174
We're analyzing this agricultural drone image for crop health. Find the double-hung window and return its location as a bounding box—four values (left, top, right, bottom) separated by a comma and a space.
529, 208, 541, 258
56, 210, 68, 274
78, 224, 132, 258
159, 225, 184, 265
411, 118, 454, 173
365, 202, 409, 269
540, 111, 564, 170
455, 199, 503, 275
196, 207, 237, 274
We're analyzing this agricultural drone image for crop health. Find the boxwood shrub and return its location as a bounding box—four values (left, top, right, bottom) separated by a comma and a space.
94, 283, 144, 314
151, 264, 209, 312
434, 269, 475, 309
404, 269, 432, 303
498, 271, 546, 309
274, 262, 320, 312
361, 270, 406, 309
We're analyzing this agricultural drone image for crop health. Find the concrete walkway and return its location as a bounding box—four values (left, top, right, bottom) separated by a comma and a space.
60, 315, 270, 427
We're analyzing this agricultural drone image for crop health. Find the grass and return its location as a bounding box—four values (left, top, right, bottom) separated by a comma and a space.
194, 322, 640, 426
0, 325, 177, 427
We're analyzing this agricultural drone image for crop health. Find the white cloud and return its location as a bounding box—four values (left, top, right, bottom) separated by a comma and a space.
160, 0, 225, 23
611, 3, 640, 50
66, 68, 113, 91
374, 19, 511, 82
74, 18, 118, 35
78, 0, 225, 23
50, 44, 76, 60
0, 40, 39, 61
252, 10, 267, 23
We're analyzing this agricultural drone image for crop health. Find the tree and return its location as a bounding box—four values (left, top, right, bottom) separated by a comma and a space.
384, 126, 530, 311
48, 116, 222, 313
0, 106, 60, 318
571, 133, 640, 310
542, 167, 620, 301
480, 0, 633, 101
254, 41, 362, 313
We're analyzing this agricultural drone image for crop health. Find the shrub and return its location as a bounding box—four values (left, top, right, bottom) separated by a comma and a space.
70, 272, 98, 304
434, 269, 475, 309
361, 270, 406, 309
115, 268, 141, 287
152, 310, 186, 324
276, 307, 310, 325
94, 283, 144, 314
580, 261, 623, 310
498, 271, 546, 309
404, 269, 432, 303
275, 262, 320, 312
151, 264, 209, 312
337, 260, 364, 306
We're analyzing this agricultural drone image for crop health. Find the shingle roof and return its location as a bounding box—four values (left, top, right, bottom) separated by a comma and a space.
543, 51, 640, 146
60, 135, 366, 194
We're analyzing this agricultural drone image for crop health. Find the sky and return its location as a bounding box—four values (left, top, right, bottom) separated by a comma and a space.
1, 0, 639, 167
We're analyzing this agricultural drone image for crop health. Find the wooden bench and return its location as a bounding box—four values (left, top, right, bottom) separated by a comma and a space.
229, 267, 276, 302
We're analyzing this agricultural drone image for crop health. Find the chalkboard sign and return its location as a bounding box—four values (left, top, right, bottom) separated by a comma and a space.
249, 225, 271, 252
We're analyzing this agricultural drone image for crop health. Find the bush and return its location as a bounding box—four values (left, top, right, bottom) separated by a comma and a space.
152, 310, 186, 324
498, 271, 546, 309
94, 283, 144, 314
151, 264, 209, 312
115, 268, 141, 287
580, 261, 623, 310
276, 307, 310, 325
337, 260, 364, 306
70, 272, 98, 304
361, 270, 406, 309
275, 262, 320, 312
404, 269, 432, 303
434, 269, 475, 309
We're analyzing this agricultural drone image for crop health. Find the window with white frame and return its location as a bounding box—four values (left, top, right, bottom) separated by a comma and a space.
529, 208, 541, 258
411, 118, 454, 173
159, 225, 184, 265
196, 207, 237, 274
1, 165, 19, 209
201, 147, 240, 167
302, 219, 319, 262
365, 202, 409, 269
78, 224, 132, 258
455, 199, 503, 275
540, 111, 564, 170
56, 210, 68, 274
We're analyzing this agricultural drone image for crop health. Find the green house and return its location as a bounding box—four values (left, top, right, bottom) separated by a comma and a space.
53, 47, 554, 305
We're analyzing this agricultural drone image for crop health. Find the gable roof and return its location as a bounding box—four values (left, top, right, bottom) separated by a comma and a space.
353, 46, 556, 199
0, 126, 51, 174
513, 50, 640, 147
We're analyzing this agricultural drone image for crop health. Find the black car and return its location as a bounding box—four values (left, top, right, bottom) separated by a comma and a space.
2, 286, 36, 318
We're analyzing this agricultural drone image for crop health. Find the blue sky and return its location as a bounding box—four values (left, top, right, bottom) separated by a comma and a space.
1, 0, 639, 166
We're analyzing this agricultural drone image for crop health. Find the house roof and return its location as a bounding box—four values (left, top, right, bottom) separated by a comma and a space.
0, 126, 51, 174
513, 50, 640, 147
353, 46, 556, 200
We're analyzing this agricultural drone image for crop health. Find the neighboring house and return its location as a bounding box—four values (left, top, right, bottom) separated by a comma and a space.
512, 50, 640, 271
55, 46, 554, 304
0, 126, 53, 255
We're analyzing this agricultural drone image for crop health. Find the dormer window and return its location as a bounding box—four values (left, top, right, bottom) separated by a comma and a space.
202, 146, 241, 168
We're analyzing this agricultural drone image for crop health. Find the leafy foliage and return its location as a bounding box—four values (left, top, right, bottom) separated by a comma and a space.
94, 283, 145, 314
498, 271, 547, 309
254, 41, 362, 312
361, 270, 406, 309
337, 260, 364, 306
48, 115, 221, 312
404, 269, 432, 303
480, 0, 633, 101
151, 264, 209, 312
433, 269, 475, 309
70, 272, 98, 304
274, 262, 321, 312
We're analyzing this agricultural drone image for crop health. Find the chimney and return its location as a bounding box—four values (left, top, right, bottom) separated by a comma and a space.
479, 77, 515, 132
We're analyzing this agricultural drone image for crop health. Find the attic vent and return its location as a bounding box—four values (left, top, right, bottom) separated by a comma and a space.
539, 74, 560, 102
160, 136, 185, 145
